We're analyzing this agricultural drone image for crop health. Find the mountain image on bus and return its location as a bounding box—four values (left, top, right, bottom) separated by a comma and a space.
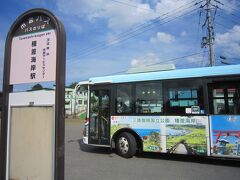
77, 64, 240, 158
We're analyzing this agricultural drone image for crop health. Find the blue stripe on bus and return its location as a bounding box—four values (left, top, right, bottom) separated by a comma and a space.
90, 64, 240, 84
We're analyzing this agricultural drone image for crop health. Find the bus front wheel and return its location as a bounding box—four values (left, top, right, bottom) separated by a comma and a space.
116, 132, 137, 158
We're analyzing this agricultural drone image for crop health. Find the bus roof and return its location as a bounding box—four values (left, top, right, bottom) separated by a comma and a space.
89, 64, 240, 84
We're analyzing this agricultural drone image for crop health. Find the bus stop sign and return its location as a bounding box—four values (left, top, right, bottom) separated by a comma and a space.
0, 9, 66, 180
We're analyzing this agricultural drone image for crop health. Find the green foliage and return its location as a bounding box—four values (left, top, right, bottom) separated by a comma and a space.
225, 144, 234, 154
31, 83, 43, 91
68, 82, 78, 89
149, 132, 161, 143
79, 112, 86, 120
143, 132, 161, 152
166, 126, 207, 155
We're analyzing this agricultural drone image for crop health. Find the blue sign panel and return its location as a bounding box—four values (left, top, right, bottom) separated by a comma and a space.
210, 115, 240, 158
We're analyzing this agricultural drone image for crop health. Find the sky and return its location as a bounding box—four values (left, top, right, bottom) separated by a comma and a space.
0, 0, 240, 90
211, 115, 240, 144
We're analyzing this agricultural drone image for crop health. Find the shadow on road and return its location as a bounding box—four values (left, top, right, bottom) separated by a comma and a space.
76, 139, 240, 167
137, 152, 240, 167
78, 139, 114, 155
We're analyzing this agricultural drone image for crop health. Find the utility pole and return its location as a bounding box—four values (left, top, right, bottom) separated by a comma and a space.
207, 0, 215, 66
201, 0, 217, 66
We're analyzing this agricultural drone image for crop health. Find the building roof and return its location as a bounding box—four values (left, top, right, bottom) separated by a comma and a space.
89, 64, 240, 84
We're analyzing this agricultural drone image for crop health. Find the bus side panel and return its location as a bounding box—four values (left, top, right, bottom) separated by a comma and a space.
164, 116, 210, 156
111, 116, 210, 156
210, 115, 240, 158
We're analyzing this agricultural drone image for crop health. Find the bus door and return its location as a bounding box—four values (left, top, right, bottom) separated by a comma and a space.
89, 87, 110, 145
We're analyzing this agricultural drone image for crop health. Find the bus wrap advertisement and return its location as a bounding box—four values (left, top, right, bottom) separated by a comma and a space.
111, 116, 210, 156
210, 115, 240, 158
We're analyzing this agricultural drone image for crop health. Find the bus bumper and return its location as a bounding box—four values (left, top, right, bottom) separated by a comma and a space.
83, 136, 88, 144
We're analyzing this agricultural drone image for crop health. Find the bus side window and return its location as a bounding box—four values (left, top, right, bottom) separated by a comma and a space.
228, 88, 240, 114
116, 84, 133, 114
211, 86, 240, 115
165, 80, 204, 115
135, 82, 163, 114
212, 88, 226, 114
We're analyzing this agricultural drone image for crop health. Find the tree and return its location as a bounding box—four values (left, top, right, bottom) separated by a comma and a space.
31, 84, 43, 91
68, 82, 78, 89
149, 132, 160, 143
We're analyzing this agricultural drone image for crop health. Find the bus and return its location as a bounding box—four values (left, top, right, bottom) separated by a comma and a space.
77, 64, 240, 158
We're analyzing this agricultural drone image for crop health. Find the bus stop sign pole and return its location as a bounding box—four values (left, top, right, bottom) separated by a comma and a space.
0, 8, 66, 180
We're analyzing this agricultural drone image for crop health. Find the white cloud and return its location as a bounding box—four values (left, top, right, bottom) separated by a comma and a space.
68, 22, 82, 34
154, 0, 240, 19
150, 32, 175, 43
185, 54, 206, 65
66, 58, 127, 83
130, 51, 208, 69
106, 33, 120, 46
56, 0, 197, 31
181, 31, 187, 37
155, 0, 194, 17
130, 53, 160, 67
56, 0, 156, 31
154, 0, 239, 16
220, 0, 240, 13
163, 53, 208, 69
215, 25, 240, 58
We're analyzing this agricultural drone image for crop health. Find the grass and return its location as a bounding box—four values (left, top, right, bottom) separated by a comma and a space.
65, 112, 86, 124
166, 126, 207, 155
65, 117, 84, 124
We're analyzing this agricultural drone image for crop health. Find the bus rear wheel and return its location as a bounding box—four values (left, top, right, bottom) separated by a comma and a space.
116, 132, 137, 158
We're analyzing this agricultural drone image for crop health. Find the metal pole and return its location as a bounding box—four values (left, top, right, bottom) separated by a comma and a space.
73, 84, 80, 118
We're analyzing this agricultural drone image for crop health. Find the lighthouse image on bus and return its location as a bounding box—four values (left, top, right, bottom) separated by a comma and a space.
211, 115, 240, 157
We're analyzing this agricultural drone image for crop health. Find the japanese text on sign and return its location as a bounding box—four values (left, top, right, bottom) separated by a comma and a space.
10, 30, 56, 84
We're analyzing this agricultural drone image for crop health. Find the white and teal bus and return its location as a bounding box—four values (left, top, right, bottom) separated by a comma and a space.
77, 65, 240, 158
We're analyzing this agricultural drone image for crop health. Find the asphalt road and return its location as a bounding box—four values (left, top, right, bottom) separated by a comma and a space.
65, 122, 240, 180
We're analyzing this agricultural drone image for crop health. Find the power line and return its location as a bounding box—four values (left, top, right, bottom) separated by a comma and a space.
68, 0, 200, 60
110, 0, 154, 12
72, 9, 198, 60
216, 11, 240, 25
219, 2, 240, 14
68, 6, 200, 62
96, 51, 208, 76
225, 11, 240, 19
146, 51, 209, 66
177, 58, 207, 68
201, 50, 208, 66
215, 21, 240, 33
67, 0, 201, 61
182, 8, 203, 58
215, 1, 240, 23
